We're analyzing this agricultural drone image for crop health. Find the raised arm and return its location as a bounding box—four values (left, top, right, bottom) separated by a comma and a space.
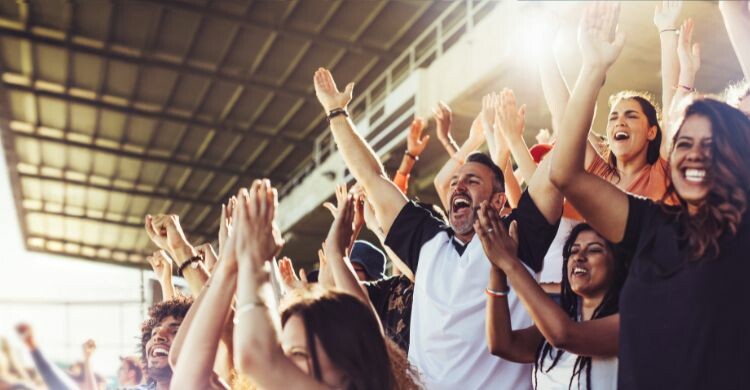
667, 18, 701, 128
81, 340, 98, 390
15, 324, 77, 390
170, 245, 235, 389
654, 0, 683, 159
145, 214, 210, 295
147, 250, 176, 301
548, 2, 630, 243
485, 266, 544, 363
313, 68, 407, 235
433, 102, 459, 156
476, 205, 619, 357
233, 180, 327, 390
719, 1, 750, 80
434, 115, 485, 211
393, 117, 429, 193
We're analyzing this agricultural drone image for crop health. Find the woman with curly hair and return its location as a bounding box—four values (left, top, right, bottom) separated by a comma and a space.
549, 3, 750, 389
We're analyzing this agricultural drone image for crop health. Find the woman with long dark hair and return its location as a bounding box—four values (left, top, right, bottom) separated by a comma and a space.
479, 221, 625, 390
549, 3, 750, 388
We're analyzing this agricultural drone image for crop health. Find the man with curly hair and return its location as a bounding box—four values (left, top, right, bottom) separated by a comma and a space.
137, 295, 192, 390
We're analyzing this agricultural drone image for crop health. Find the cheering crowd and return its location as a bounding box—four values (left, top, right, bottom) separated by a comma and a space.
2, 1, 750, 389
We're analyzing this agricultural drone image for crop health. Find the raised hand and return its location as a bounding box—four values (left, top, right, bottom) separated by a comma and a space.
313, 67, 354, 113
654, 0, 683, 31
82, 339, 96, 361
317, 248, 334, 288
278, 257, 307, 293
147, 250, 173, 281
578, 1, 626, 69
14, 324, 35, 350
677, 18, 701, 87
481, 92, 498, 131
495, 88, 527, 142
433, 102, 456, 152
195, 243, 218, 273
406, 117, 430, 157
474, 202, 519, 270
234, 180, 285, 268
145, 214, 190, 258
324, 184, 357, 260
218, 197, 236, 254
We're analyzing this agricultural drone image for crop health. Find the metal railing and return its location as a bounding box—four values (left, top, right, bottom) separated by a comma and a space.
279, 0, 498, 197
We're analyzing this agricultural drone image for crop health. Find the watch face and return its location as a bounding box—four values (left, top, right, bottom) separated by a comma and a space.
191, 261, 199, 269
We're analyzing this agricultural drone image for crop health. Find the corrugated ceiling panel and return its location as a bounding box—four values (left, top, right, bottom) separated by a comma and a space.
284, 43, 340, 89
150, 120, 186, 154
28, 0, 65, 30
176, 126, 212, 158
106, 191, 129, 215
65, 184, 87, 208
104, 60, 138, 98
64, 217, 83, 243
21, 177, 43, 201
81, 220, 100, 246
26, 213, 45, 235
169, 73, 211, 112
127, 196, 151, 220
15, 137, 41, 166
137, 161, 167, 187
35, 44, 68, 85
39, 141, 66, 169
66, 146, 92, 173
329, 53, 373, 89
360, 1, 421, 46
189, 17, 235, 64
71, 52, 104, 92
124, 115, 157, 147
73, 1, 113, 40
69, 102, 97, 136
321, 1, 378, 40
119, 228, 140, 250
136, 66, 178, 105
225, 135, 266, 167
45, 214, 65, 239
0, 36, 24, 74
40, 181, 64, 205
220, 27, 273, 75
116, 156, 142, 182
37, 95, 67, 129
284, 100, 322, 138
153, 8, 202, 56
226, 86, 272, 123
256, 94, 301, 129
7, 90, 36, 123
113, 3, 156, 48
98, 224, 120, 248
247, 1, 289, 26
201, 132, 240, 162
0, 0, 20, 18
91, 151, 117, 178
285, 0, 334, 33
98, 109, 128, 142
181, 169, 211, 193
159, 165, 189, 190
197, 80, 236, 118
256, 36, 309, 83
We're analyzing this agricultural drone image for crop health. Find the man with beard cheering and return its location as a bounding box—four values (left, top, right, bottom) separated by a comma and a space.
313, 68, 562, 389
137, 296, 192, 390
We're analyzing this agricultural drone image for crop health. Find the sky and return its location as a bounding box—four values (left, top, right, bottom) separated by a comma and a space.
0, 142, 153, 376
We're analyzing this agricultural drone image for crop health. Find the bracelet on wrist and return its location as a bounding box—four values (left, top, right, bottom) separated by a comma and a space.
660, 28, 678, 34
485, 287, 511, 298
233, 301, 266, 324
678, 84, 696, 92
405, 150, 418, 161
326, 108, 349, 122
178, 255, 203, 276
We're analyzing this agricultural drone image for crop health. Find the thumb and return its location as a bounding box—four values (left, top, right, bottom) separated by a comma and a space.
692, 42, 701, 59
518, 104, 527, 119
509, 220, 519, 245
344, 82, 354, 97
299, 268, 308, 284
421, 134, 431, 145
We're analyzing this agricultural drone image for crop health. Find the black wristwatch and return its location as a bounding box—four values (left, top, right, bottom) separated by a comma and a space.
326, 108, 349, 122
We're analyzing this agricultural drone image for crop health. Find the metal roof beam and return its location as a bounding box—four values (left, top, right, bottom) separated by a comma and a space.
1, 81, 309, 147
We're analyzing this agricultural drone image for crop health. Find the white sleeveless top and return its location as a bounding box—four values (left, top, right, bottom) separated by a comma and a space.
534, 344, 618, 390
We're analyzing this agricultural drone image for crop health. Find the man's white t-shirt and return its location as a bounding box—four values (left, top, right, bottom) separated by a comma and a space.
385, 192, 559, 389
